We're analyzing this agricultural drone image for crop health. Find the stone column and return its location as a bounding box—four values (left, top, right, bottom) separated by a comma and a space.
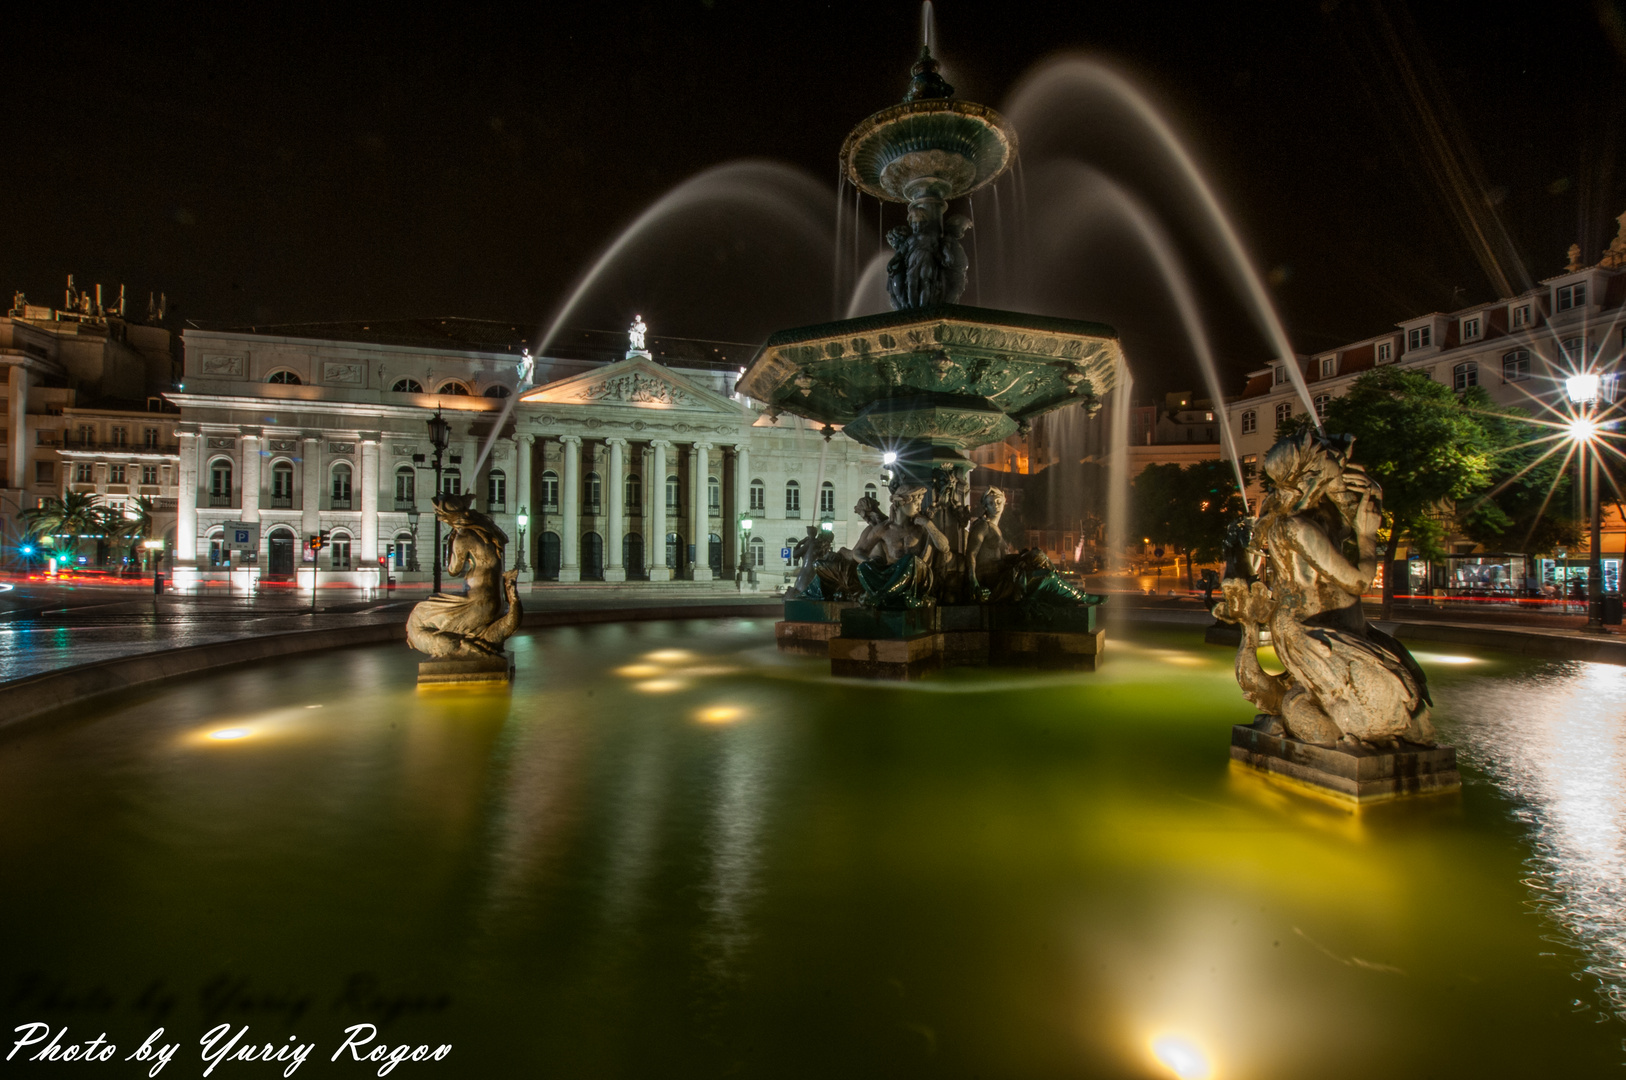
514, 432, 534, 580
649, 439, 670, 582
176, 430, 199, 562
691, 441, 711, 582
301, 436, 321, 543
240, 432, 262, 523
734, 443, 750, 573
8, 365, 29, 490
559, 434, 581, 582
360, 436, 380, 562
605, 437, 627, 582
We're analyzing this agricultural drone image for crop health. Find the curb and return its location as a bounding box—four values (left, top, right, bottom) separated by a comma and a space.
1393, 621, 1626, 666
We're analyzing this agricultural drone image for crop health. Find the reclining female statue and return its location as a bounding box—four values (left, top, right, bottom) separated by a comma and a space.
405, 493, 522, 660
1214, 430, 1433, 747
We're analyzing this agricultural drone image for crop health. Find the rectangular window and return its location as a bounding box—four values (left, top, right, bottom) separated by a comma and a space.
819, 485, 835, 514
331, 538, 351, 568
440, 472, 461, 496
541, 473, 559, 509
1513, 305, 1531, 327
1272, 366, 1289, 385
110, 428, 127, 447
666, 476, 680, 510
77, 425, 95, 445
1376, 342, 1393, 363
708, 477, 720, 513
109, 464, 126, 483
143, 428, 158, 447
34, 462, 52, 483
1240, 410, 1257, 435
488, 473, 506, 508
75, 463, 93, 483
1407, 326, 1432, 350
1503, 352, 1530, 382
785, 484, 801, 515
141, 464, 158, 485
749, 484, 765, 512
1319, 356, 1336, 377
1461, 317, 1480, 340
1557, 282, 1587, 311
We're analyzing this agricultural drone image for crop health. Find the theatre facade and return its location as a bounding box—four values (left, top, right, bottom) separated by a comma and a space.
168, 319, 880, 589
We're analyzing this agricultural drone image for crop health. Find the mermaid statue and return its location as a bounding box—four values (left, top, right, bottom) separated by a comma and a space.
406, 493, 523, 660
1213, 430, 1433, 747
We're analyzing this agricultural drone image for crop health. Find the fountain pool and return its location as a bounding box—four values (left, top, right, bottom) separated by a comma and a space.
3, 621, 1624, 1076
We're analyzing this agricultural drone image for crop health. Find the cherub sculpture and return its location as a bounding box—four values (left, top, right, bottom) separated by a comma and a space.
884, 203, 974, 310
405, 493, 523, 660
1213, 430, 1433, 747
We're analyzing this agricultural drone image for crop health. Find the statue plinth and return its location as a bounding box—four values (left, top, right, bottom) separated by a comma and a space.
417, 655, 515, 686
1230, 718, 1461, 805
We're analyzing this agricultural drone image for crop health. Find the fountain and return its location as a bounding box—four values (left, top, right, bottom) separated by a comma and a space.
741, 46, 1119, 678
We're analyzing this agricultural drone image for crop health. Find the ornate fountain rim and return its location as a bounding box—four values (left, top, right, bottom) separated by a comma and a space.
838, 98, 1018, 203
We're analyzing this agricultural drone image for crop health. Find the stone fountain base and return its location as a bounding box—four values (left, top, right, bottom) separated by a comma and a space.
805, 602, 1104, 679
1229, 717, 1460, 804
417, 655, 515, 686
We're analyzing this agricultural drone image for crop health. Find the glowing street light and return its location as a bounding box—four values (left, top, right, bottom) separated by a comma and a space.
1567, 372, 1602, 405
1566, 374, 1608, 633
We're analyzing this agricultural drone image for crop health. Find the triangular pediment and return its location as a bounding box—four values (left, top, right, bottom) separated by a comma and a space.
518, 356, 738, 413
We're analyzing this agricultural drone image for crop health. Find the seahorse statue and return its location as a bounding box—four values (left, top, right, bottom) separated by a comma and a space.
406, 493, 522, 660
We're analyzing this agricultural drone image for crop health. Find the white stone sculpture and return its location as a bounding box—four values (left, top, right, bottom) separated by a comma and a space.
628, 314, 648, 353
1214, 430, 1435, 746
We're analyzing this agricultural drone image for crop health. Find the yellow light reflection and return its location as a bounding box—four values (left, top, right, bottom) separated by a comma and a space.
634, 678, 685, 694
643, 649, 694, 663
208, 728, 250, 741
1150, 1034, 1213, 1079
614, 664, 663, 678
695, 705, 745, 725
1411, 652, 1481, 666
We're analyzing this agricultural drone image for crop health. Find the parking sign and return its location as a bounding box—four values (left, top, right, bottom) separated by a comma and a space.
780, 547, 792, 560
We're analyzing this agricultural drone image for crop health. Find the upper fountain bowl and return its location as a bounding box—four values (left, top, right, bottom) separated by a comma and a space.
840, 47, 1017, 205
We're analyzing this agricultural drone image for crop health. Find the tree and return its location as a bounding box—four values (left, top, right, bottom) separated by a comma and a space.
20, 491, 105, 563
1132, 458, 1249, 589
1455, 388, 1584, 560
105, 496, 157, 571
1309, 367, 1497, 617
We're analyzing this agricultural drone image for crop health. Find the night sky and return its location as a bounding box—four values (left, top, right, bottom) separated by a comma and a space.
7, 2, 1624, 398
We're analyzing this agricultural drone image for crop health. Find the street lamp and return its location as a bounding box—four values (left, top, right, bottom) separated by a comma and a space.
426, 408, 452, 595
737, 514, 754, 583
515, 506, 529, 573
1566, 373, 1608, 633
405, 509, 422, 572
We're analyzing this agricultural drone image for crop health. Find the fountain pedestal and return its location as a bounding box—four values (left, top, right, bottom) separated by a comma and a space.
417, 655, 515, 686
823, 602, 1104, 679
1230, 718, 1461, 805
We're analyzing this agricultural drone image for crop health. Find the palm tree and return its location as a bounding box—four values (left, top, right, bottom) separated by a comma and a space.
105, 496, 156, 571
20, 491, 104, 563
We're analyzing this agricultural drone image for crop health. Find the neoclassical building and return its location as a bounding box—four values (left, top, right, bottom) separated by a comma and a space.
169, 319, 880, 588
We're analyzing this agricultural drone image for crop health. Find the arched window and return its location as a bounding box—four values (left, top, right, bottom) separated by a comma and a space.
864, 482, 878, 502
539, 531, 561, 580
267, 526, 297, 577
208, 527, 227, 567
487, 469, 506, 509
541, 470, 559, 509
329, 530, 352, 568
394, 466, 415, 509
441, 468, 461, 496
785, 479, 801, 516
666, 474, 681, 510
266, 370, 302, 384
749, 479, 765, 512
582, 532, 604, 580
707, 475, 720, 514
624, 532, 645, 578
436, 381, 470, 396
1502, 349, 1531, 383
1452, 362, 1478, 391
1561, 336, 1588, 362
1274, 401, 1292, 428
819, 480, 835, 514
483, 385, 511, 398
271, 461, 294, 508
665, 531, 684, 569
1240, 410, 1257, 435
750, 536, 765, 567
392, 532, 414, 570
625, 472, 642, 513
584, 471, 602, 513
392, 379, 424, 393
330, 462, 353, 509
208, 460, 233, 507
1313, 394, 1330, 419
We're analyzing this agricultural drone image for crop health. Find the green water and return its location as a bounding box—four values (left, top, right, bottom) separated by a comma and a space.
2, 619, 1623, 1077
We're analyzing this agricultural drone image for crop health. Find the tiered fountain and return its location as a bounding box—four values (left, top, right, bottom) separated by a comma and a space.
740, 47, 1122, 678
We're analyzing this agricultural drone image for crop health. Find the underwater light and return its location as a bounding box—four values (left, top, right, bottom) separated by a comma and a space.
635, 678, 684, 694
208, 728, 250, 741
1151, 1035, 1211, 1079
696, 705, 744, 724
644, 649, 694, 663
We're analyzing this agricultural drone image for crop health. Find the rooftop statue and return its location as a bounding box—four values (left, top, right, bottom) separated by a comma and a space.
628, 314, 648, 353
406, 493, 522, 660
1214, 430, 1434, 747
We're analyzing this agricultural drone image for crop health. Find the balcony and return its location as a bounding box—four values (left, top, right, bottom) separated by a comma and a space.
331, 498, 352, 511
270, 496, 293, 509
56, 441, 180, 455
208, 494, 233, 508
393, 499, 416, 512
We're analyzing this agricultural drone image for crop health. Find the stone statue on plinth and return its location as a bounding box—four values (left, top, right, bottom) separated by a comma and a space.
406, 493, 522, 681
857, 485, 950, 608
1214, 431, 1456, 802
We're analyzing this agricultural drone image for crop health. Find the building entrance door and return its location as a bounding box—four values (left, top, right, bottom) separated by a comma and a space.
267, 531, 295, 578
539, 532, 561, 581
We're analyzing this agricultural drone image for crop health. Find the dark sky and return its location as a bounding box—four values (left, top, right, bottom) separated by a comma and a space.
7, 2, 1625, 397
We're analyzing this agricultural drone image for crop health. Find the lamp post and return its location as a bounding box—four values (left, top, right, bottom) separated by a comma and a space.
406, 509, 422, 572
738, 514, 754, 584
1565, 373, 1607, 633
515, 506, 529, 573
427, 408, 452, 595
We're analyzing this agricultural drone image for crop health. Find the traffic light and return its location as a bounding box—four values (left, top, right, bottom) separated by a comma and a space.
386, 543, 396, 559
308, 533, 325, 552
319, 529, 331, 548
